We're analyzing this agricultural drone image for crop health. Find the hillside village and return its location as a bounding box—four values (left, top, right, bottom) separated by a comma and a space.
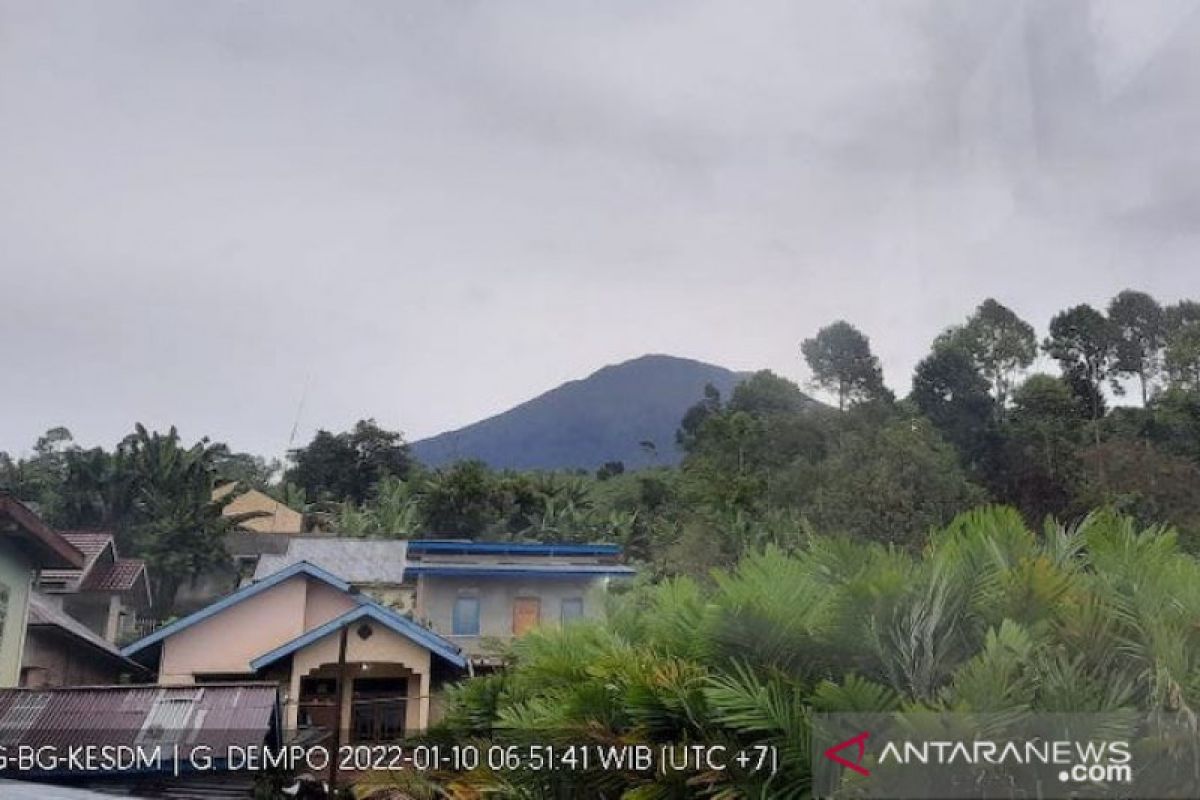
3, 290, 1200, 794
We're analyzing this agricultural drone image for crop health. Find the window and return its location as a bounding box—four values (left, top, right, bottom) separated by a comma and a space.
137, 688, 204, 745
561, 598, 584, 625
452, 596, 480, 636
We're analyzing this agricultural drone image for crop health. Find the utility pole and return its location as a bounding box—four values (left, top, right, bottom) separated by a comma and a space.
328, 625, 350, 788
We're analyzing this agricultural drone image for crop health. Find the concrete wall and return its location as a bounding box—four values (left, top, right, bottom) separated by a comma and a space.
417, 575, 605, 656
159, 575, 355, 682
0, 541, 33, 687
287, 623, 433, 733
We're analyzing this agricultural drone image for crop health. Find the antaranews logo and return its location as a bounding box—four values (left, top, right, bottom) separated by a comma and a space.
823, 731, 871, 776
812, 713, 1156, 799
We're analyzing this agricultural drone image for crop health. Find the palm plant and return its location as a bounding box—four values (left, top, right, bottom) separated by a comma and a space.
422, 506, 1200, 798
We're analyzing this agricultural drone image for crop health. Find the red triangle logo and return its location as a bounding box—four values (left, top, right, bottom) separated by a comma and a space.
824, 731, 871, 776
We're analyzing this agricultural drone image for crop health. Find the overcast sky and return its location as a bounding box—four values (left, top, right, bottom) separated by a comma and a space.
3, 1, 1200, 459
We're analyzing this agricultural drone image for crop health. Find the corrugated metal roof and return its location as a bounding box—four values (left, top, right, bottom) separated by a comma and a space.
60, 532, 115, 560
0, 684, 278, 772
26, 593, 144, 672
85, 559, 148, 593
252, 538, 407, 584
407, 540, 622, 557
43, 532, 129, 592
409, 562, 636, 578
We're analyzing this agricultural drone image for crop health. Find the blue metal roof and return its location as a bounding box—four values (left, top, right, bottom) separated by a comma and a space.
121, 561, 354, 658
406, 540, 621, 557
407, 564, 636, 578
250, 602, 465, 670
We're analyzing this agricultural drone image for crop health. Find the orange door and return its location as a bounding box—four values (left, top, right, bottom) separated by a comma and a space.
512, 597, 541, 635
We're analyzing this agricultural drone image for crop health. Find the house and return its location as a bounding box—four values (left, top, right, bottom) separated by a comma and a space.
405, 540, 635, 665
122, 562, 466, 739
251, 537, 636, 665
122, 539, 636, 740
213, 483, 304, 534
21, 593, 148, 687
38, 530, 152, 644
0, 494, 85, 687
0, 683, 278, 794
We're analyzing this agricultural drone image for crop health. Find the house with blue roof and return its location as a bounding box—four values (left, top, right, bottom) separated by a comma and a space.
122, 539, 634, 740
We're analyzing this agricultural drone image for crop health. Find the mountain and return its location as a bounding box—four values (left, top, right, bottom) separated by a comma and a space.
411, 354, 749, 470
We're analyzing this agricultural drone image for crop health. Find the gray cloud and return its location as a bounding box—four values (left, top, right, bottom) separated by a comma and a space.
3, 0, 1199, 457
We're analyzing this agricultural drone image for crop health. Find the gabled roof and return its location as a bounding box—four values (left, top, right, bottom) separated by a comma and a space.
26, 593, 146, 674
0, 493, 84, 569
59, 531, 115, 561
250, 601, 466, 670
40, 531, 116, 588
41, 531, 151, 605
122, 561, 352, 658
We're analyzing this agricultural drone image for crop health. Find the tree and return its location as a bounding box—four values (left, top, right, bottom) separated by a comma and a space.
417, 460, 502, 536
909, 345, 996, 468
806, 417, 985, 546
998, 374, 1086, 520
952, 299, 1037, 409
1165, 299, 1200, 332
1163, 300, 1200, 392
1043, 304, 1117, 443
1164, 313, 1200, 392
801, 321, 888, 410
0, 427, 79, 517
1077, 440, 1200, 549
1108, 290, 1166, 404
285, 419, 412, 504
676, 383, 723, 451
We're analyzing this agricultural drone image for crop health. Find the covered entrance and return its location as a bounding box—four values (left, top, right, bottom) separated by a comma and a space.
297, 664, 416, 743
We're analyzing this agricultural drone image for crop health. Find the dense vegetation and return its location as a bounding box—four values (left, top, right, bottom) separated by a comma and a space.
3, 291, 1200, 611
379, 508, 1200, 798
4, 290, 1200, 797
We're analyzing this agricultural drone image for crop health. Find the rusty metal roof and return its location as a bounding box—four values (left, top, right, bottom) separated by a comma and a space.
59, 531, 116, 560
0, 683, 279, 771
85, 558, 148, 593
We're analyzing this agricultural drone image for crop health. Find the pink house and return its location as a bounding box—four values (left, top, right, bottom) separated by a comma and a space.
122, 562, 465, 739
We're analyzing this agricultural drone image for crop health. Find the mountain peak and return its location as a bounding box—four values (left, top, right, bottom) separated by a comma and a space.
411, 354, 747, 470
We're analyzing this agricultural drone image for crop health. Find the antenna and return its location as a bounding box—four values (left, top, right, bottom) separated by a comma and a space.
286, 372, 311, 454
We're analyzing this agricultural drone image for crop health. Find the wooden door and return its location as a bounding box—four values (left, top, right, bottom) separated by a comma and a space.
512, 597, 541, 635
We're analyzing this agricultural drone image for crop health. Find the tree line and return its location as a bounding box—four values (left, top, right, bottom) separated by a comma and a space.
3, 288, 1199, 608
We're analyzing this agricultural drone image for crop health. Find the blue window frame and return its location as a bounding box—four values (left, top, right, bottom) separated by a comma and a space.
561, 597, 584, 625
452, 596, 480, 636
